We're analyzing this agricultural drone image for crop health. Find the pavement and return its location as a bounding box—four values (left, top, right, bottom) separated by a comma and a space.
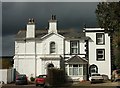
72, 81, 119, 86
1, 81, 120, 88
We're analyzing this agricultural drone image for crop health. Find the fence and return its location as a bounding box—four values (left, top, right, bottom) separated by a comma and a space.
0, 68, 15, 84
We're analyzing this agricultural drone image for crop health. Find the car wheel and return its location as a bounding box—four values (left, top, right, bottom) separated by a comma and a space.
40, 84, 45, 87
36, 84, 38, 86
25, 82, 28, 85
91, 81, 93, 84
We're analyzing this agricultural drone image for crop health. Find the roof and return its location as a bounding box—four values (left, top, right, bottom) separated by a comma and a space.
66, 55, 88, 64
15, 29, 90, 40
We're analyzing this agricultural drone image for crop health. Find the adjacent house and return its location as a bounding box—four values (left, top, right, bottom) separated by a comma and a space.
13, 15, 111, 81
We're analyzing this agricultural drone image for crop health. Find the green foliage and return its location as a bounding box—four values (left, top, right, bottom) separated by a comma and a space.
96, 2, 120, 32
30, 77, 35, 82
0, 59, 13, 69
47, 68, 65, 86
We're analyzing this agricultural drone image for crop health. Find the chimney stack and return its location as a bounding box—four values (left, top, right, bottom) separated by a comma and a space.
48, 15, 57, 34
26, 18, 35, 38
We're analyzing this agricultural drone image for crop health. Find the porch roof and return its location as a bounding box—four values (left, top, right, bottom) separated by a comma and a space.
66, 55, 88, 64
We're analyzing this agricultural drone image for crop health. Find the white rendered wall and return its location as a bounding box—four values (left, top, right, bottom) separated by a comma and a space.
15, 40, 36, 55
41, 34, 64, 55
15, 41, 25, 54
36, 58, 42, 76
15, 58, 36, 79
85, 29, 111, 79
26, 40, 35, 54
65, 40, 70, 54
80, 39, 86, 54
36, 41, 42, 55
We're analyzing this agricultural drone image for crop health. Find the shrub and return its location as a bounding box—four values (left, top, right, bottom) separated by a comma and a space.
30, 77, 35, 82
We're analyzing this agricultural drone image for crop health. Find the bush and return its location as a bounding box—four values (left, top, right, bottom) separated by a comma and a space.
47, 68, 65, 86
30, 77, 35, 82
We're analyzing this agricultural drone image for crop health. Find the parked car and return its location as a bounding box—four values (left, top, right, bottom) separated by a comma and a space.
15, 74, 28, 85
89, 73, 104, 84
35, 75, 47, 86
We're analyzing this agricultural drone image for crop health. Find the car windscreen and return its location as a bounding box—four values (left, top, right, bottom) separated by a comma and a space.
92, 74, 101, 76
17, 75, 26, 80
38, 75, 47, 78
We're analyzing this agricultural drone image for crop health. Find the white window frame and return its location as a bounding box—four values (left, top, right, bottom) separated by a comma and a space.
70, 41, 79, 54
96, 33, 105, 45
66, 64, 83, 76
96, 49, 105, 61
50, 42, 56, 54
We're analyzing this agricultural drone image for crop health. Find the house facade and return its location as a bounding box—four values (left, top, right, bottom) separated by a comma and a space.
13, 15, 111, 81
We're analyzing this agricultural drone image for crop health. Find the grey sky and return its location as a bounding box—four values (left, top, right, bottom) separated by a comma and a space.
2, 2, 98, 56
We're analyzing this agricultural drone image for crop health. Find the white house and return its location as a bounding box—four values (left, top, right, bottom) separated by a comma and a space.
13, 15, 111, 81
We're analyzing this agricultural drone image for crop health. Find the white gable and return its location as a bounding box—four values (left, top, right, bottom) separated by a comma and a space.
41, 33, 64, 40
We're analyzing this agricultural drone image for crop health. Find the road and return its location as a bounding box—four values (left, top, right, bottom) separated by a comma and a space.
1, 82, 120, 88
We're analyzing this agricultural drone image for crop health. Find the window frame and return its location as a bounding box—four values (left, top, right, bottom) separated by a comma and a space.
70, 40, 79, 54
66, 64, 84, 76
50, 42, 56, 54
96, 49, 105, 61
96, 33, 105, 45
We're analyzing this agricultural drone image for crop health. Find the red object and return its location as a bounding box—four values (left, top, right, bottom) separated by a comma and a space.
16, 76, 18, 80
35, 75, 47, 86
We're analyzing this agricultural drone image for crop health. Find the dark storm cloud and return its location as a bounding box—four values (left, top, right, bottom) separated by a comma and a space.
2, 2, 98, 56
2, 35, 15, 56
2, 2, 98, 36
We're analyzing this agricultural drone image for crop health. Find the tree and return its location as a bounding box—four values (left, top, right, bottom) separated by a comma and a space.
0, 59, 12, 69
96, 2, 120, 31
95, 2, 120, 69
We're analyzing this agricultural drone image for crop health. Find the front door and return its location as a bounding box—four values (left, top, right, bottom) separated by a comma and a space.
89, 64, 98, 76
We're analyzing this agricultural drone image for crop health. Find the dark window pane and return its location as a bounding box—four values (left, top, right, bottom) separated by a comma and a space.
73, 64, 78, 67
98, 55, 103, 58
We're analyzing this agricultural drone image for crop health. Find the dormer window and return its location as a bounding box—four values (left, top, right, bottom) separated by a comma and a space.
96, 33, 105, 45
50, 42, 55, 54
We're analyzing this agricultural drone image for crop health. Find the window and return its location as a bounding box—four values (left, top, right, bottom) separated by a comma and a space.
50, 42, 55, 53
96, 33, 105, 45
96, 49, 105, 61
70, 41, 79, 54
68, 64, 83, 76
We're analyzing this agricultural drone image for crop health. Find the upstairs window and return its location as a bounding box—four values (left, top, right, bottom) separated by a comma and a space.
96, 49, 105, 61
96, 33, 105, 45
70, 41, 79, 54
50, 42, 55, 54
